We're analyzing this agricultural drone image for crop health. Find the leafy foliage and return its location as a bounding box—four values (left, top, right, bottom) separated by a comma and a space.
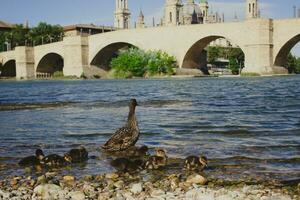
28, 22, 64, 46
0, 22, 63, 51
286, 53, 300, 74
110, 48, 176, 78
207, 46, 244, 74
228, 57, 240, 75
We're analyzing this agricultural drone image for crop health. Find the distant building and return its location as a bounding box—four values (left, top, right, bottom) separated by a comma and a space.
114, 0, 130, 29
246, 0, 259, 19
136, 10, 146, 29
163, 0, 222, 26
0, 21, 13, 32
63, 24, 117, 37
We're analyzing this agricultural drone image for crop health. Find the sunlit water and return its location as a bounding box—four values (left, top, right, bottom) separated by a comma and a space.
0, 76, 299, 184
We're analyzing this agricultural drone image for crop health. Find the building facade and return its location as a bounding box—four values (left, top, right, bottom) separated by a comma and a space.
114, 0, 131, 29
163, 0, 222, 26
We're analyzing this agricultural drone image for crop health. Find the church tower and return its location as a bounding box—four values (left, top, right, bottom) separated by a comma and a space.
246, 0, 259, 19
164, 0, 183, 26
136, 10, 145, 29
199, 0, 209, 22
114, 0, 131, 29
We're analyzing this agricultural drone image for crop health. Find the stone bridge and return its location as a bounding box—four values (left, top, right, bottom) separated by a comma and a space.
1, 18, 300, 79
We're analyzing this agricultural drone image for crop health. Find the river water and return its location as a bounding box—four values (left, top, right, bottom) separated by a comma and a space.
0, 76, 299, 184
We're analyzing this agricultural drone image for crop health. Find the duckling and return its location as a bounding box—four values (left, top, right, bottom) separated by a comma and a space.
184, 155, 208, 171
19, 149, 44, 166
42, 154, 71, 167
110, 157, 144, 172
115, 145, 149, 157
64, 146, 88, 163
145, 148, 168, 170
102, 99, 140, 152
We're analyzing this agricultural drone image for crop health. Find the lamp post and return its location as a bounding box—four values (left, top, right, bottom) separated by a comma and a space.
4, 41, 11, 51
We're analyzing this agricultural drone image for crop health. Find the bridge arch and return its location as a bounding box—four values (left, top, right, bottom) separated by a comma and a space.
274, 34, 300, 68
181, 35, 245, 74
90, 42, 137, 71
36, 53, 64, 76
0, 60, 16, 77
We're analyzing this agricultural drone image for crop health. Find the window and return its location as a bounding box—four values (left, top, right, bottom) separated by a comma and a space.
170, 12, 172, 23
249, 3, 251, 13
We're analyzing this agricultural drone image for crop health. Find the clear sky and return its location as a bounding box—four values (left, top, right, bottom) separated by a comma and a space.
1, 0, 300, 55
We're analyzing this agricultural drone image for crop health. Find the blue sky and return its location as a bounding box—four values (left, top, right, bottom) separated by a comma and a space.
1, 0, 300, 55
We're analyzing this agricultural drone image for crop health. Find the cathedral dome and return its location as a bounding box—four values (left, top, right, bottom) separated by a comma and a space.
182, 0, 201, 18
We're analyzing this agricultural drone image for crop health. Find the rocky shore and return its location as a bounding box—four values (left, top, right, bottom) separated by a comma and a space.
0, 171, 298, 200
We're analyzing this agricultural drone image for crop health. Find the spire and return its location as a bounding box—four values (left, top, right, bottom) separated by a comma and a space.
234, 11, 239, 22
246, 0, 259, 20
136, 9, 145, 28
114, 0, 131, 29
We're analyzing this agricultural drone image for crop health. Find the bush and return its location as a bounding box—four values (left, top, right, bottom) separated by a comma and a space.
111, 48, 147, 78
53, 71, 64, 78
110, 48, 176, 78
241, 72, 260, 77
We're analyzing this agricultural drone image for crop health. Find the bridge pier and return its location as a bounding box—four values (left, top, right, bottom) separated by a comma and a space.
243, 44, 288, 75
242, 19, 288, 75
15, 47, 35, 79
63, 36, 89, 77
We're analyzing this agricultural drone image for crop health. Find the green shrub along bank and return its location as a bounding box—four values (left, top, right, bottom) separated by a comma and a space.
110, 48, 176, 78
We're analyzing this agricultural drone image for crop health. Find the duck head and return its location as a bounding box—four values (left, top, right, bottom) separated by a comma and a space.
139, 146, 149, 154
155, 148, 167, 158
35, 149, 45, 160
63, 153, 73, 163
129, 99, 138, 108
199, 156, 208, 168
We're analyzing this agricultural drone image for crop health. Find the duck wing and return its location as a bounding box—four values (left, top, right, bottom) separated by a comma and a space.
102, 126, 139, 152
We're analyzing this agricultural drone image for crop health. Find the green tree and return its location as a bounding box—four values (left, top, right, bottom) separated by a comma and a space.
229, 57, 240, 75
286, 53, 298, 73
207, 46, 219, 63
28, 22, 63, 45
296, 58, 300, 74
146, 50, 175, 76
3, 24, 29, 49
110, 48, 176, 78
111, 48, 147, 78
0, 32, 6, 52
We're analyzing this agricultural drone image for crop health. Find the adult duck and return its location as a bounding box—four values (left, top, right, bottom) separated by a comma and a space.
102, 99, 140, 152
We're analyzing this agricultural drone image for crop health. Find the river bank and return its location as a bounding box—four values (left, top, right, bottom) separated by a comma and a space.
0, 171, 298, 200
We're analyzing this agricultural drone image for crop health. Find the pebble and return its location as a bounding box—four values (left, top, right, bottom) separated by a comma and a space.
10, 178, 18, 186
36, 175, 47, 185
114, 180, 124, 189
151, 189, 166, 197
69, 191, 86, 200
130, 183, 143, 194
105, 173, 119, 179
186, 174, 208, 185
33, 184, 63, 199
63, 175, 75, 182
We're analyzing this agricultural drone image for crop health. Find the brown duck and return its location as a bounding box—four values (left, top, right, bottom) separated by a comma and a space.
102, 99, 140, 152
